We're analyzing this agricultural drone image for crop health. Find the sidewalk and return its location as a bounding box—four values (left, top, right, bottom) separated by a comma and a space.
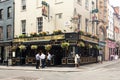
0, 59, 119, 72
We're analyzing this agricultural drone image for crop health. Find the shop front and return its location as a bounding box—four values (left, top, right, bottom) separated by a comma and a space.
11, 32, 99, 66
106, 39, 116, 60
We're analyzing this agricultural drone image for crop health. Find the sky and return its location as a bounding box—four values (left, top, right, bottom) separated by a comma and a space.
109, 0, 120, 7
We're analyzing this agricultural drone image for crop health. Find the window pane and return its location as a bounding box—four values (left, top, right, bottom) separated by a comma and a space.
0, 9, 3, 20
21, 20, 26, 34
0, 27, 3, 40
37, 17, 43, 33
7, 25, 12, 39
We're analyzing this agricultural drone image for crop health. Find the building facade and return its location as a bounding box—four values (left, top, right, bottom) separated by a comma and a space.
12, 0, 99, 66
97, 0, 108, 60
113, 7, 120, 57
106, 4, 115, 60
0, 0, 14, 64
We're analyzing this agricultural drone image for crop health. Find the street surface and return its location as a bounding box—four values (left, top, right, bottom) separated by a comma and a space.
0, 60, 120, 80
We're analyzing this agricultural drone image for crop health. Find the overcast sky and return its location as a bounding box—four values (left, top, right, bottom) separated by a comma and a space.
109, 0, 120, 7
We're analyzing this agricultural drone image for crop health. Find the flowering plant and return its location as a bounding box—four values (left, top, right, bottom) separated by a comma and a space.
45, 44, 52, 51
30, 32, 38, 37
61, 42, 70, 49
11, 46, 17, 51
19, 45, 26, 50
77, 41, 85, 47
31, 45, 38, 49
53, 30, 62, 35
39, 31, 47, 36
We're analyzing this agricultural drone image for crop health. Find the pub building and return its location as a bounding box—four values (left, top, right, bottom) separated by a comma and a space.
11, 32, 99, 66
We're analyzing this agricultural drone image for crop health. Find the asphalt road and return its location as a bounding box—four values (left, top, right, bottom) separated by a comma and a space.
0, 61, 120, 80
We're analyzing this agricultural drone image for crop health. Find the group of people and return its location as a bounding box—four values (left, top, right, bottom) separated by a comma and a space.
35, 50, 52, 69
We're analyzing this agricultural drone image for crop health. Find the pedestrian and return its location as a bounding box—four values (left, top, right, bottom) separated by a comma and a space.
35, 52, 40, 69
74, 54, 80, 67
47, 51, 52, 67
98, 50, 103, 63
40, 51, 46, 68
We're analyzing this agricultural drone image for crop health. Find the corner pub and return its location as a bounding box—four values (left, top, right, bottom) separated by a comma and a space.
10, 32, 99, 67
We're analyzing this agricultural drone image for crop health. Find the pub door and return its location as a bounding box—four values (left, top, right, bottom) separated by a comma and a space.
51, 45, 63, 66
0, 47, 4, 64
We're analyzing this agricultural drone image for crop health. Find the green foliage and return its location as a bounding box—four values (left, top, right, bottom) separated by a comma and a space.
19, 34, 28, 38
45, 44, 52, 51
77, 41, 85, 47
31, 45, 38, 49
61, 42, 70, 48
19, 45, 26, 50
53, 30, 62, 35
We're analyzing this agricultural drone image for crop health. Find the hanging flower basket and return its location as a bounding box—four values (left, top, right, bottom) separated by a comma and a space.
77, 41, 85, 47
53, 30, 62, 35
93, 45, 99, 50
86, 44, 92, 48
11, 46, 17, 51
61, 42, 70, 49
31, 45, 38, 49
19, 45, 26, 50
45, 44, 52, 51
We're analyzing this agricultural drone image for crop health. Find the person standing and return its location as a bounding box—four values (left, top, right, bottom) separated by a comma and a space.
35, 52, 40, 69
74, 54, 80, 67
47, 51, 52, 67
40, 51, 46, 68
98, 50, 103, 63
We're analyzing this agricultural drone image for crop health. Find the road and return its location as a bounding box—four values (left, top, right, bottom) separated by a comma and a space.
0, 61, 120, 80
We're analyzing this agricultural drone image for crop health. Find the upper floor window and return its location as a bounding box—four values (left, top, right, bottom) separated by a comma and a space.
0, 26, 3, 40
0, 0, 6, 2
77, 15, 82, 30
85, 18, 89, 33
21, 0, 26, 10
7, 7, 12, 19
55, 0, 63, 4
37, 0, 42, 7
92, 1, 95, 10
37, 17, 43, 33
21, 20, 26, 34
7, 25, 12, 39
0, 9, 3, 20
77, 0, 82, 5
85, 0, 89, 10
56, 13, 62, 19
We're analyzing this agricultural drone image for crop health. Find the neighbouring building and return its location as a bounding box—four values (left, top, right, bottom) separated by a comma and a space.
113, 7, 120, 57
97, 0, 109, 60
0, 0, 14, 64
106, 3, 115, 60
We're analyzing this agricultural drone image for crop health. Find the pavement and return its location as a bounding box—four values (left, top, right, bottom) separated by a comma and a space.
0, 59, 120, 72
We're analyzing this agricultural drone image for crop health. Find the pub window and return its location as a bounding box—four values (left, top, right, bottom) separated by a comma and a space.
77, 0, 82, 5
85, 0, 89, 10
0, 9, 3, 20
92, 22, 95, 34
7, 7, 12, 19
7, 25, 12, 39
56, 13, 62, 19
77, 15, 82, 30
21, 20, 26, 34
85, 18, 89, 33
21, 0, 26, 10
0, 26, 3, 40
37, 17, 43, 33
